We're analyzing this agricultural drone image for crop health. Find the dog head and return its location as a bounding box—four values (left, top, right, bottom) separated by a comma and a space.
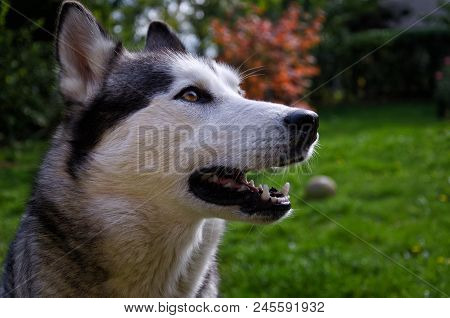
56, 1, 319, 224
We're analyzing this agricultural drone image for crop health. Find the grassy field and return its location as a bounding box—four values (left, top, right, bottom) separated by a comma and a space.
0, 102, 449, 297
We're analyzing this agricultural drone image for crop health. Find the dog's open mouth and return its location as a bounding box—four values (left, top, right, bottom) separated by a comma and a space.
188, 166, 291, 219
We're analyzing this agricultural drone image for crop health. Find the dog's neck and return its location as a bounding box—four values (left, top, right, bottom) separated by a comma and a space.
87, 194, 225, 297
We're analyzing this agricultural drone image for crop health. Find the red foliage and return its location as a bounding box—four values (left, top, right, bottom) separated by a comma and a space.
212, 5, 324, 108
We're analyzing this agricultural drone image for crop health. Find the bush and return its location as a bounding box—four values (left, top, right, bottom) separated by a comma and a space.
212, 4, 324, 108
0, 25, 61, 145
313, 27, 450, 104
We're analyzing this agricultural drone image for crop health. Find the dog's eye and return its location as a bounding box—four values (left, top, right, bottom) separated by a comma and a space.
181, 90, 199, 102
175, 86, 212, 103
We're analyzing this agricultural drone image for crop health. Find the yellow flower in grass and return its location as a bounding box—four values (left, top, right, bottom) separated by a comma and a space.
436, 256, 450, 265
410, 244, 422, 254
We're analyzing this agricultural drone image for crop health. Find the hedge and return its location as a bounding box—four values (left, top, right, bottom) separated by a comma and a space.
312, 27, 450, 103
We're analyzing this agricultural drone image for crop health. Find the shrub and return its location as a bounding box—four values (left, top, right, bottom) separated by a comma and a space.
212, 4, 324, 108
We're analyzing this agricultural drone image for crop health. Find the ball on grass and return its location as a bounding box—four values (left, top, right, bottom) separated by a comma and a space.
305, 175, 336, 199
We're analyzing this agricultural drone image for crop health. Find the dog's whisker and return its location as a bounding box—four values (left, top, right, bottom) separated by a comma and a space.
241, 70, 265, 79
242, 74, 265, 81
240, 68, 265, 79
239, 65, 265, 76
236, 52, 258, 73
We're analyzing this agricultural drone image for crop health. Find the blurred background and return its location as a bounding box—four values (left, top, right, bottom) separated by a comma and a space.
0, 0, 449, 297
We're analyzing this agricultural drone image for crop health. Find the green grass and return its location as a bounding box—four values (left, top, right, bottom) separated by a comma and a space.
1, 102, 449, 297
0, 141, 48, 262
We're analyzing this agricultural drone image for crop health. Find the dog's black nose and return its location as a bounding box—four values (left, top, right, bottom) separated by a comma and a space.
280, 110, 319, 164
284, 110, 319, 133
284, 110, 319, 147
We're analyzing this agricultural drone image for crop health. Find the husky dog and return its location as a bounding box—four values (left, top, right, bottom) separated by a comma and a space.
0, 1, 318, 297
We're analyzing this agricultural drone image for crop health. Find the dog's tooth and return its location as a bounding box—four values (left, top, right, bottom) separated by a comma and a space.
212, 175, 219, 183
271, 197, 277, 203
223, 182, 233, 188
281, 182, 290, 196
258, 184, 263, 191
261, 185, 270, 200
249, 180, 255, 187
238, 185, 248, 192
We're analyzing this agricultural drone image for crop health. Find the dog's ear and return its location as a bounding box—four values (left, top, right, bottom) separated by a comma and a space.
145, 21, 186, 52
56, 1, 122, 103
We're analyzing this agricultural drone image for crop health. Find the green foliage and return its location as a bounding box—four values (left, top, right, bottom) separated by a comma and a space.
84, 0, 248, 53
0, 23, 61, 144
1, 103, 449, 297
313, 28, 450, 104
